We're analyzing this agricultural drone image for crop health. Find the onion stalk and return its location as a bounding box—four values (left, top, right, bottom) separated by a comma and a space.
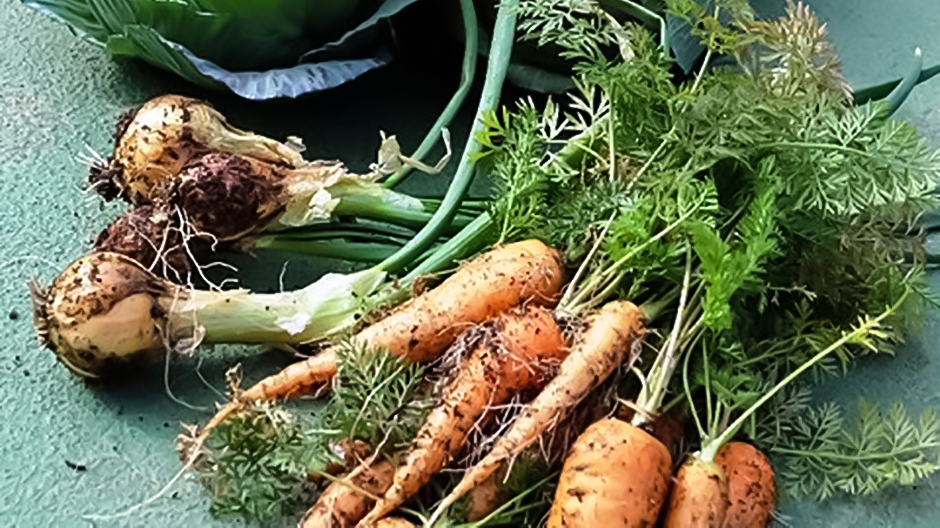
30, 252, 386, 378
92, 167, 478, 274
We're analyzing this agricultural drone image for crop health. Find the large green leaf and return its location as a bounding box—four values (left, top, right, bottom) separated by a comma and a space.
23, 0, 109, 42
86, 0, 135, 35
127, 0, 307, 70
21, 0, 424, 99
180, 45, 392, 99
105, 24, 218, 87
667, 12, 703, 73
301, 0, 424, 61
104, 23, 393, 99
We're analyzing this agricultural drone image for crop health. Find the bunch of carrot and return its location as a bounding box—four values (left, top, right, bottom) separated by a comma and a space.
283, 2, 940, 527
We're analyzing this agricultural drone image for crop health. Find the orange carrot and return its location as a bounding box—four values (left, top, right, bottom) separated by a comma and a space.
662, 459, 729, 528
466, 470, 505, 522
714, 443, 775, 528
426, 300, 645, 523
300, 459, 396, 528
354, 238, 565, 363
547, 418, 672, 528
198, 240, 564, 438
357, 304, 567, 526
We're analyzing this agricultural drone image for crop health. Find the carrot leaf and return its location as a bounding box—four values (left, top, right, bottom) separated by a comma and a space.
192, 401, 323, 523
768, 400, 940, 500
326, 339, 433, 452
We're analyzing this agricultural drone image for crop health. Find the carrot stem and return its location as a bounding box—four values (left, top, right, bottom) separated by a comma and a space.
557, 211, 617, 311
632, 246, 693, 426
700, 288, 910, 462
562, 202, 701, 315
683, 332, 707, 440
638, 288, 678, 323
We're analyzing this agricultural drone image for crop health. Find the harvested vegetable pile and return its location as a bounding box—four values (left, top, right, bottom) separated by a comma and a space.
26, 0, 940, 526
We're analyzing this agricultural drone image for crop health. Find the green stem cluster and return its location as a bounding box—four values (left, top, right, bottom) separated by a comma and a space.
381, 0, 480, 189
375, 0, 519, 275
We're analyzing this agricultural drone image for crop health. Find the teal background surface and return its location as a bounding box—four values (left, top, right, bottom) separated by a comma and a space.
1, 0, 939, 526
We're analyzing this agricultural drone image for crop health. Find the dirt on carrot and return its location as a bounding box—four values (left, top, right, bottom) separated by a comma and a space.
425, 300, 645, 522
300, 459, 396, 528
231, 239, 565, 403
356, 239, 565, 363
662, 459, 729, 528
547, 418, 672, 528
187, 241, 565, 483
714, 442, 776, 528
358, 304, 567, 525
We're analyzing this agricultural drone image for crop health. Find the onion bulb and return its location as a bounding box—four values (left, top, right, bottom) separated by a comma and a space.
94, 205, 191, 276
90, 95, 307, 204
93, 151, 430, 271
31, 252, 385, 378
157, 151, 371, 238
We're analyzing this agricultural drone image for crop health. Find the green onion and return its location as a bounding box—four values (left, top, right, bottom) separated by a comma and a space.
35, 0, 522, 379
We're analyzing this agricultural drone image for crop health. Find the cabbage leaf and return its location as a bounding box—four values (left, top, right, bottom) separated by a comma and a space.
23, 0, 423, 100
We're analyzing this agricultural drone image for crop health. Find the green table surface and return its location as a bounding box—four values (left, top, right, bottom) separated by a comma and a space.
2, 0, 940, 526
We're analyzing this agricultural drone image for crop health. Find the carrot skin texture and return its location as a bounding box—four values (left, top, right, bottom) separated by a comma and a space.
663, 459, 729, 528
244, 240, 563, 402
240, 348, 338, 402
300, 459, 395, 528
715, 443, 776, 528
355, 238, 565, 363
547, 418, 671, 528
358, 305, 566, 525
466, 470, 505, 522
430, 300, 645, 514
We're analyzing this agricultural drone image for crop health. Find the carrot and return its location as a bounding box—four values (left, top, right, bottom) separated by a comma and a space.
354, 238, 565, 363
662, 459, 729, 528
358, 304, 567, 526
425, 300, 645, 524
197, 240, 564, 440
547, 418, 672, 528
714, 443, 775, 528
466, 470, 505, 522
300, 459, 396, 528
